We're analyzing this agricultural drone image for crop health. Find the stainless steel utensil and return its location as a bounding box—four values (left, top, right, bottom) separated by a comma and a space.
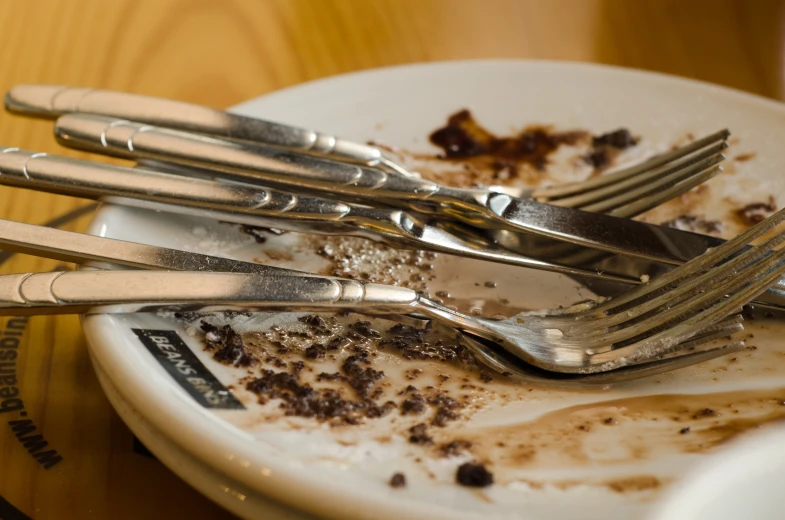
3, 85, 727, 212
52, 114, 733, 270
5, 84, 412, 174
0, 217, 729, 385
0, 147, 638, 284
4, 208, 785, 382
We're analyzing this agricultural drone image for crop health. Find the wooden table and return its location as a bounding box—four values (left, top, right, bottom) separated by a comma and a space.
0, 1, 781, 518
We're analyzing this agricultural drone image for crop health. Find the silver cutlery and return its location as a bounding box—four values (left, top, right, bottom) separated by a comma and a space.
5, 84, 415, 176
50, 114, 733, 268
0, 217, 300, 275
0, 217, 740, 385
2, 207, 784, 383
4, 84, 726, 215
0, 146, 707, 285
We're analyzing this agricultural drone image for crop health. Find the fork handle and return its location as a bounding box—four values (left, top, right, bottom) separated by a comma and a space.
5, 85, 385, 166
53, 114, 484, 211
0, 147, 359, 221
0, 271, 419, 316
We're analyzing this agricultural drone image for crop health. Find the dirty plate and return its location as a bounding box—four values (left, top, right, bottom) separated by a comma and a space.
83, 60, 785, 520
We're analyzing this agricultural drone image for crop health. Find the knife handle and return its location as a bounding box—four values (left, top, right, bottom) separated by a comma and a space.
5, 84, 387, 166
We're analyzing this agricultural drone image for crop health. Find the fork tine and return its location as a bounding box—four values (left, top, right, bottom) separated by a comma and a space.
618, 258, 785, 367
532, 129, 730, 199
579, 153, 724, 213
548, 212, 785, 352
575, 223, 785, 335
606, 165, 723, 218
548, 142, 726, 208
568, 230, 785, 347
581, 207, 785, 317
591, 246, 785, 368
596, 341, 745, 378
620, 316, 744, 364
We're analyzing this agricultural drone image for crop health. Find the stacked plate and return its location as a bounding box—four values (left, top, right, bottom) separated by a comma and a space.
82, 61, 785, 519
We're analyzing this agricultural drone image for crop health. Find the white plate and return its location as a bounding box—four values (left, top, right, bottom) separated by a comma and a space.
83, 60, 785, 520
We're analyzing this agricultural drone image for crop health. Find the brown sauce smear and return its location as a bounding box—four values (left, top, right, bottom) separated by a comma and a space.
428, 109, 589, 180
453, 387, 785, 479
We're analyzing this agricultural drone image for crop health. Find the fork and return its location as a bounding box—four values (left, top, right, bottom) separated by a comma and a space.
2, 207, 783, 383
0, 217, 735, 385
5, 85, 726, 220
0, 145, 718, 285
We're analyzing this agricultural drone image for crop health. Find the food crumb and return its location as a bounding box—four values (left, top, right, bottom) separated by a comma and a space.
456, 462, 494, 487
736, 197, 777, 226
693, 408, 719, 419
640, 274, 650, 283
389, 472, 406, 488
440, 440, 474, 457
733, 152, 757, 162
679, 427, 691, 434
408, 423, 434, 445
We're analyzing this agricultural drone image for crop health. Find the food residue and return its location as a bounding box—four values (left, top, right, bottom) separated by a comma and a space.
736, 196, 777, 226
175, 115, 785, 509
389, 472, 407, 488
456, 462, 495, 487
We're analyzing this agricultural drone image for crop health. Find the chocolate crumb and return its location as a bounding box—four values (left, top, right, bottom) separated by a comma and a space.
401, 393, 427, 415
349, 320, 382, 339
440, 440, 474, 457
201, 323, 254, 367
479, 373, 493, 383
456, 462, 494, 487
305, 344, 328, 360
432, 407, 460, 427
693, 408, 719, 419
679, 427, 691, 434
592, 128, 638, 149
389, 472, 406, 488
737, 197, 777, 226
299, 315, 328, 328
408, 423, 434, 445
317, 372, 346, 382
584, 147, 610, 169
341, 353, 385, 399
603, 417, 617, 425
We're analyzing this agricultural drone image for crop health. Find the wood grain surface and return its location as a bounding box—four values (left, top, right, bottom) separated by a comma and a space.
0, 1, 782, 518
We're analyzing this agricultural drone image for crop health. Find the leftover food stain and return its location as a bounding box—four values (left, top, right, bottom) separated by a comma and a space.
428, 108, 589, 179
180, 117, 785, 500
661, 214, 723, 235
733, 152, 757, 162
456, 386, 785, 477
584, 128, 639, 170
183, 316, 476, 427
736, 196, 777, 226
605, 475, 661, 494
